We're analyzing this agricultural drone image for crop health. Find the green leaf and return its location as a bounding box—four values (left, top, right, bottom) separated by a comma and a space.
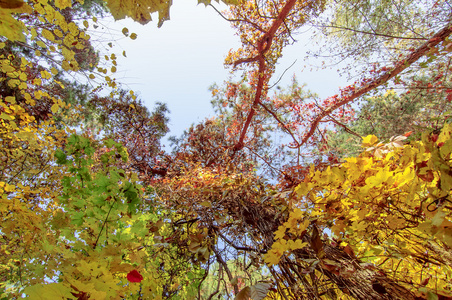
231, 276, 239, 286
427, 291, 439, 300
71, 211, 85, 226
197, 0, 211, 6
55, 149, 67, 165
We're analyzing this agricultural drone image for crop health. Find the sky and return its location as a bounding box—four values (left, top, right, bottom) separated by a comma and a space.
92, 0, 348, 140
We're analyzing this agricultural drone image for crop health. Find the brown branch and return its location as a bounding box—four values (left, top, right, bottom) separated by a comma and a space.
328, 117, 361, 138
216, 228, 267, 253
320, 25, 428, 41
233, 55, 261, 68
131, 162, 167, 177
259, 102, 300, 146
212, 247, 239, 294
300, 21, 452, 146
233, 0, 298, 151
261, 0, 298, 53
209, 4, 266, 33
233, 57, 267, 152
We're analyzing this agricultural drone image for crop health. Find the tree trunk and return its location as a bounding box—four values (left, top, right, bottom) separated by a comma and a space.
239, 202, 417, 300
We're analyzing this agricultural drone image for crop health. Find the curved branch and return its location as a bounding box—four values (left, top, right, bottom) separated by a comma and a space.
300, 21, 452, 146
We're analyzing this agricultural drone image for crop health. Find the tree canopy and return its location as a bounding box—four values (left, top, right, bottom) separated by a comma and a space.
1, 0, 452, 299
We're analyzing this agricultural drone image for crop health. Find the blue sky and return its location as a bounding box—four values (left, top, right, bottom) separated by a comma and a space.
96, 0, 348, 139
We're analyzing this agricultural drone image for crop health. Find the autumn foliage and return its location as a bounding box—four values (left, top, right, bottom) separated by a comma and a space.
1, 0, 452, 299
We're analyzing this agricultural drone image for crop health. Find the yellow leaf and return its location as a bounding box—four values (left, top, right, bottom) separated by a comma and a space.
83, 20, 89, 28
30, 27, 37, 39
24, 93, 31, 101
0, 113, 14, 120
36, 40, 47, 49
274, 226, 286, 240
0, 9, 26, 41
292, 240, 308, 250
89, 74, 95, 79
5, 96, 15, 103
292, 208, 303, 220
34, 90, 42, 100
264, 249, 282, 265
54, 0, 72, 9
362, 135, 378, 147
130, 33, 137, 40
68, 22, 79, 36
3, 182, 15, 192
33, 78, 42, 86
51, 67, 58, 75
111, 66, 117, 73
42, 29, 55, 42
59, 19, 68, 32
40, 70, 51, 79
51, 104, 59, 113
53, 28, 63, 38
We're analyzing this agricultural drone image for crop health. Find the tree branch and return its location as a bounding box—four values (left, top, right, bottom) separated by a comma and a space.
300, 21, 452, 146
212, 247, 239, 294
233, 0, 298, 151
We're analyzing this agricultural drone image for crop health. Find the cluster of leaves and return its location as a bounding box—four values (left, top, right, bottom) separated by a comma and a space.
2, 0, 452, 299
277, 129, 452, 298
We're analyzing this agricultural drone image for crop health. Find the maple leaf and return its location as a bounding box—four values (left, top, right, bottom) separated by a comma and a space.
0, 8, 26, 41
361, 135, 378, 147
127, 269, 144, 283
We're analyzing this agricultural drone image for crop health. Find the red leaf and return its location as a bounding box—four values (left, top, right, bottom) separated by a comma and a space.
447, 93, 452, 102
127, 270, 143, 283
